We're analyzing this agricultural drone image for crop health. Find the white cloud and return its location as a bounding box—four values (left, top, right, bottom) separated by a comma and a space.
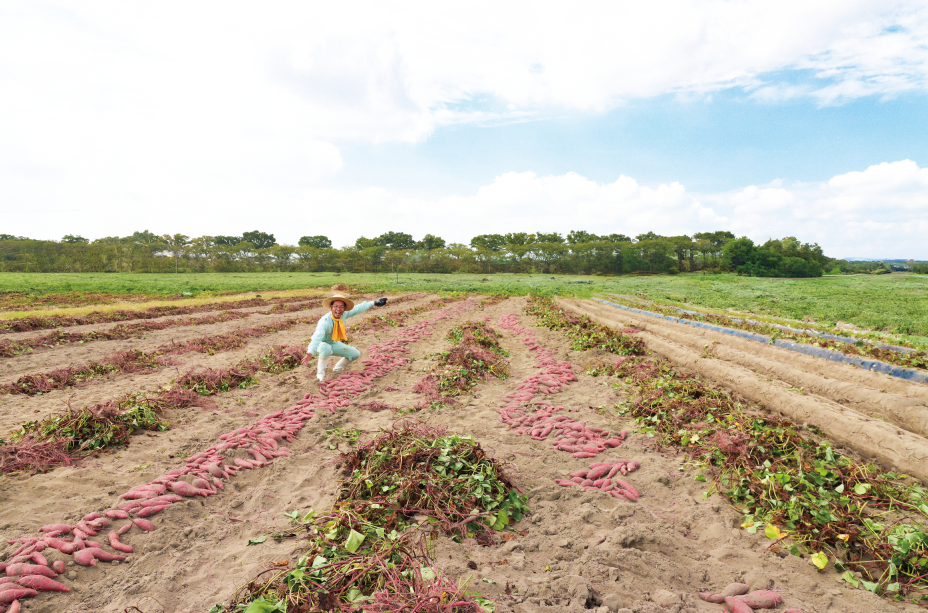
706, 160, 928, 257
1, 2, 927, 257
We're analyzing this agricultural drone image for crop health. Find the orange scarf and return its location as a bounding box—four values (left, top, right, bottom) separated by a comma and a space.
332, 316, 347, 342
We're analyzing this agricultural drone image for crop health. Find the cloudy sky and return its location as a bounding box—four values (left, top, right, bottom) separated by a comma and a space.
1, 1, 927, 258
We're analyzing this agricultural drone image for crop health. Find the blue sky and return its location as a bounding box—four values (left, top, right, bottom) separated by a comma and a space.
1, 1, 927, 258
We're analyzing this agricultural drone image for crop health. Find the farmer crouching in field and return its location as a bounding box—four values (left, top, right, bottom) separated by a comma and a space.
301, 293, 388, 381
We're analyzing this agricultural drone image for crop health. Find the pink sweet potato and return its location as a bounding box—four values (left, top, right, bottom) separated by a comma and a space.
82, 512, 100, 521
3, 564, 56, 578
698, 592, 724, 604
15, 575, 70, 592
109, 531, 133, 553
51, 561, 66, 574
132, 518, 155, 531
39, 524, 72, 534
136, 504, 170, 518
117, 524, 132, 536
735, 590, 782, 609
73, 549, 97, 567
170, 481, 203, 497
191, 477, 212, 491
29, 553, 47, 567
723, 596, 753, 613
0, 589, 37, 605
105, 509, 130, 520
722, 583, 750, 597
90, 549, 125, 562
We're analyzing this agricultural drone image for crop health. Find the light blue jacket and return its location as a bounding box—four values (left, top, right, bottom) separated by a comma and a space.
307, 301, 374, 354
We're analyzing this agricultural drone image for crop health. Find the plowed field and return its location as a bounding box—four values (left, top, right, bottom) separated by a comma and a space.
1, 293, 924, 613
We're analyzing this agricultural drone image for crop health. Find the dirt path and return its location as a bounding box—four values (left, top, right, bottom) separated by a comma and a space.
0, 295, 921, 613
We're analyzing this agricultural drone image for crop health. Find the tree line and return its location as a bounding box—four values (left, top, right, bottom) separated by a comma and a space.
0, 230, 840, 277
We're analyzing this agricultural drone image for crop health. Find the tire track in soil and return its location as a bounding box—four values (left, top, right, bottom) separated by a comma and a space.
0, 298, 476, 613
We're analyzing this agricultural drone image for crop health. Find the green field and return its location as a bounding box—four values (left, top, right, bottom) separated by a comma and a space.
2, 272, 926, 342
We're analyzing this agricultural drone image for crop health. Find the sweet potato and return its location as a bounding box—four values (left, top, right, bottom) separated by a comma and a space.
51, 561, 66, 574
39, 524, 72, 534
0, 589, 37, 605
723, 596, 753, 613
109, 531, 133, 553
29, 553, 47, 567
132, 518, 155, 531
699, 591, 724, 603
90, 549, 125, 562
170, 481, 203, 497
3, 564, 57, 578
721, 583, 750, 597
15, 575, 70, 592
73, 549, 97, 567
136, 504, 170, 518
735, 590, 782, 609
105, 509, 130, 520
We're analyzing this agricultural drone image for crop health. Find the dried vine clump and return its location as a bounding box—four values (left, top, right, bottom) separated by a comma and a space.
414, 320, 510, 407
224, 422, 524, 612
526, 296, 646, 355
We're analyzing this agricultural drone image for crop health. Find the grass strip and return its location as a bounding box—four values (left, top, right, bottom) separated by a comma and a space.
606, 295, 928, 372
219, 421, 526, 613
414, 320, 510, 407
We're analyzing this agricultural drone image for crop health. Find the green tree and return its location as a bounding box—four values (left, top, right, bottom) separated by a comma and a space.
470, 234, 506, 252
416, 234, 446, 251
62, 234, 89, 244
267, 244, 297, 270
299, 235, 332, 249
159, 233, 190, 273
535, 232, 563, 244
722, 237, 756, 273
242, 231, 276, 250
373, 231, 416, 250
214, 235, 242, 246
566, 230, 598, 245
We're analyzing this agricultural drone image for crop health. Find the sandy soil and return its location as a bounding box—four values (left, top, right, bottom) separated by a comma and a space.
0, 294, 922, 613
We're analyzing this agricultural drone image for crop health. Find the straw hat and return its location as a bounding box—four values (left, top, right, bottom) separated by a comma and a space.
323, 293, 354, 311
